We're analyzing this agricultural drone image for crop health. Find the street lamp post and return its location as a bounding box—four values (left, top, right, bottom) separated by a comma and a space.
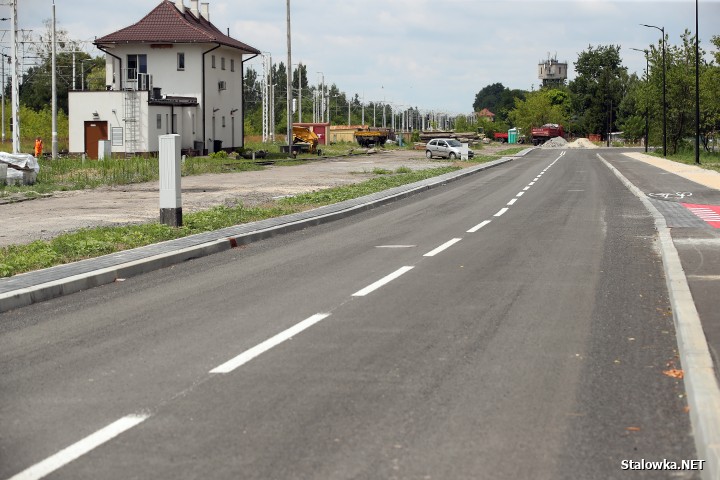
694, 0, 700, 165
630, 48, 649, 153
641, 23, 666, 157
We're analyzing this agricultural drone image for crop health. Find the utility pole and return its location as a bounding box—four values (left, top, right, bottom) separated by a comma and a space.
642, 24, 666, 156
52, 0, 58, 159
1, 53, 5, 144
297, 61, 302, 123
285, 0, 292, 151
11, 0, 20, 153
695, 0, 700, 165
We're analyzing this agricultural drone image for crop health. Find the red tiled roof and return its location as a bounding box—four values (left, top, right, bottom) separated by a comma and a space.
94, 0, 260, 54
477, 108, 495, 117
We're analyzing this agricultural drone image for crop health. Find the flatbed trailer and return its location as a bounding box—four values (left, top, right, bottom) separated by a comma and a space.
354, 130, 389, 147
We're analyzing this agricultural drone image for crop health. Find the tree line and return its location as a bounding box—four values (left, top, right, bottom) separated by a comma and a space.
473, 33, 720, 154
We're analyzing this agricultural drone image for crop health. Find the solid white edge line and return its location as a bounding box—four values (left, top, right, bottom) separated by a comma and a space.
507, 198, 517, 206
423, 238, 462, 257
467, 220, 491, 233
210, 313, 331, 373
352, 266, 414, 297
8, 415, 149, 480
599, 153, 720, 480
494, 207, 509, 217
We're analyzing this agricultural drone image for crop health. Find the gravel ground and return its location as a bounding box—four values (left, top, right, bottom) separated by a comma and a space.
0, 146, 512, 247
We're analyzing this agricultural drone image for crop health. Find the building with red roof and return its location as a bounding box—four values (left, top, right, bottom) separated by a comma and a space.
69, 0, 260, 158
476, 108, 495, 122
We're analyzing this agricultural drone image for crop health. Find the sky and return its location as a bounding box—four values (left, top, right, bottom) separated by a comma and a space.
3, 0, 720, 115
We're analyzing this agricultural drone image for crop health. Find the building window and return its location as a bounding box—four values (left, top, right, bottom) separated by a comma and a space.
156, 114, 162, 129
211, 55, 216, 68
230, 59, 235, 72
222, 116, 226, 128
127, 54, 147, 81
172, 114, 178, 134
112, 127, 123, 146
221, 57, 226, 70
177, 52, 185, 71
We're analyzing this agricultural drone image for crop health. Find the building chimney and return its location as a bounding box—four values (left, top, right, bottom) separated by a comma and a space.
174, 0, 185, 12
200, 2, 209, 21
190, 0, 200, 18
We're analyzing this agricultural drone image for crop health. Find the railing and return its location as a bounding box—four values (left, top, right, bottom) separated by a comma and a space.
122, 69, 153, 91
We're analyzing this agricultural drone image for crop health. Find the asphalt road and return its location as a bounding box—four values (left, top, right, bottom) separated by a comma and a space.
0, 149, 700, 479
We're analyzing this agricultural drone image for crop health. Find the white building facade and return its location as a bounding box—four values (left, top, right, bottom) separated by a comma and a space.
68, 0, 260, 158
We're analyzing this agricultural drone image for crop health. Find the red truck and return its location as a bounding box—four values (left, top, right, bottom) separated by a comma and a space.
531, 123, 564, 145
494, 132, 509, 142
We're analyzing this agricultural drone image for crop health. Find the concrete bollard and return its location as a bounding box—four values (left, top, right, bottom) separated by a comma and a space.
159, 134, 182, 227
461, 143, 469, 161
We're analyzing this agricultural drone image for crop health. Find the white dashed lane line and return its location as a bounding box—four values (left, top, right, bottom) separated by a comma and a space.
210, 313, 332, 374
10, 154, 568, 480
352, 266, 415, 297
424, 238, 462, 257
467, 220, 491, 233
8, 415, 150, 480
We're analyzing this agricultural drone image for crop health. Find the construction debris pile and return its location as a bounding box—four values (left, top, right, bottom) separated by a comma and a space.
566, 138, 599, 149
540, 137, 568, 148
540, 137, 599, 149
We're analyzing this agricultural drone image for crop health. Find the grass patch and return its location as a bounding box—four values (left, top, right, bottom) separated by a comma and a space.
0, 166, 459, 277
279, 167, 457, 208
466, 147, 524, 163
0, 154, 265, 199
645, 150, 720, 173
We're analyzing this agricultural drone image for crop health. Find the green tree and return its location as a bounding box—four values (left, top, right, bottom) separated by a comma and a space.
19, 20, 96, 114
472, 83, 526, 123
617, 72, 646, 143
507, 88, 570, 136
639, 30, 720, 153
569, 44, 628, 137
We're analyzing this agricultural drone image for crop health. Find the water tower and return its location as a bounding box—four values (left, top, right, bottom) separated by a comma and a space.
538, 53, 568, 87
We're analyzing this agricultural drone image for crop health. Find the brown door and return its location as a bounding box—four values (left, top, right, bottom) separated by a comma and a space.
84, 121, 108, 159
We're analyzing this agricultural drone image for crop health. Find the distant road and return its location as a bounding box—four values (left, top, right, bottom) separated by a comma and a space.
0, 149, 699, 479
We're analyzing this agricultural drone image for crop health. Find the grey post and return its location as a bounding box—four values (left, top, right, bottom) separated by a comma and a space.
159, 134, 182, 227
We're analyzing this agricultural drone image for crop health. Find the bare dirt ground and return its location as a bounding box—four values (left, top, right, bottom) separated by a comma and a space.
0, 144, 513, 247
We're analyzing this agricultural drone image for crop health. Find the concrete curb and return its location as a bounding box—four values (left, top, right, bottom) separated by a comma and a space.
0, 156, 521, 313
599, 153, 720, 480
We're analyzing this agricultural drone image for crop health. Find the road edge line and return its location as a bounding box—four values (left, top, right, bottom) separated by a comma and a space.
598, 153, 720, 480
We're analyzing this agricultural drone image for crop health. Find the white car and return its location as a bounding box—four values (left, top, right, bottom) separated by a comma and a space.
425, 138, 474, 159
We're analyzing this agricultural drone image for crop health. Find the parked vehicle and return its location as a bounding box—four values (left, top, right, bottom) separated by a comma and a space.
494, 132, 509, 143
531, 123, 565, 145
425, 138, 474, 159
